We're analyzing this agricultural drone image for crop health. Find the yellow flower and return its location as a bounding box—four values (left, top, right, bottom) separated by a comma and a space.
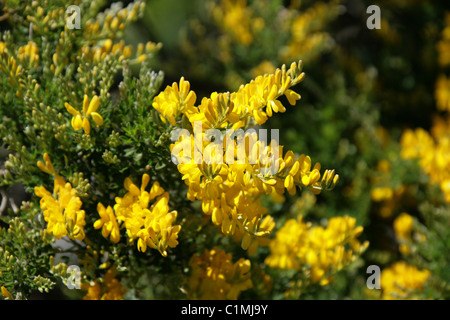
400, 117, 450, 203
393, 213, 413, 255
229, 61, 305, 127
34, 154, 86, 240
236, 214, 275, 255
280, 1, 339, 63
211, 0, 258, 45
371, 186, 393, 202
381, 262, 430, 300
264, 217, 309, 271
370, 159, 408, 218
437, 12, 450, 67
152, 77, 197, 126
0, 41, 6, 54
265, 215, 368, 285
393, 212, 427, 255
393, 213, 413, 240
1, 286, 13, 300
82, 282, 102, 300
65, 95, 104, 135
79, 39, 140, 64
37, 152, 56, 175
94, 203, 121, 244
187, 92, 238, 130
158, 61, 305, 132
250, 60, 276, 79
135, 193, 181, 257
82, 267, 126, 300
34, 175, 86, 241
0, 53, 23, 98
113, 174, 181, 257
185, 247, 252, 300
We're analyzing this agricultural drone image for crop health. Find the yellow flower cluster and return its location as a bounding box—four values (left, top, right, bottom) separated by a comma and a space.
17, 41, 39, 68
34, 154, 86, 241
0, 41, 24, 98
280, 1, 340, 63
186, 247, 252, 300
97, 174, 181, 257
152, 77, 197, 126
210, 0, 264, 46
368, 12, 450, 266
400, 117, 450, 202
156, 61, 304, 129
381, 261, 430, 300
223, 63, 304, 127
154, 62, 339, 251
65, 95, 104, 135
250, 60, 276, 79
393, 212, 426, 255
83, 1, 145, 41
82, 267, 126, 300
265, 215, 368, 285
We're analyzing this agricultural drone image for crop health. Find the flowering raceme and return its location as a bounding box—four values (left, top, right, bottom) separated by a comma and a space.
34, 153, 86, 241
437, 12, 450, 67
98, 173, 181, 257
280, 1, 340, 63
400, 117, 450, 202
0, 42, 24, 98
185, 247, 252, 299
153, 61, 339, 252
393, 212, 426, 256
265, 215, 368, 285
435, 74, 450, 112
210, 0, 264, 46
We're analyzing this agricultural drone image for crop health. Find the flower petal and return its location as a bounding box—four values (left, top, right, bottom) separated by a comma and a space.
72, 115, 83, 131
64, 103, 80, 116
90, 112, 103, 127
82, 95, 89, 115
87, 95, 100, 115
82, 117, 90, 135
